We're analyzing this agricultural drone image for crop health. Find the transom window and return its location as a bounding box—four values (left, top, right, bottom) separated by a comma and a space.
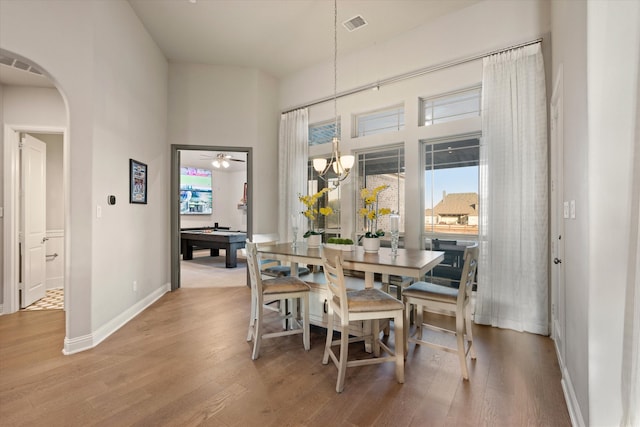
354, 105, 405, 137
309, 119, 340, 146
420, 86, 481, 127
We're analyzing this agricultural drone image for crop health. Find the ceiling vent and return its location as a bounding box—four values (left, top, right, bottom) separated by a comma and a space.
0, 54, 42, 75
342, 15, 368, 32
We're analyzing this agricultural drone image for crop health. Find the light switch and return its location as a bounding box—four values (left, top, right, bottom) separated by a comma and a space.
563, 202, 569, 219
96, 205, 102, 218
570, 200, 576, 219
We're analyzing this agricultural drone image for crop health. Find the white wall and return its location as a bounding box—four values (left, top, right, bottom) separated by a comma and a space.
34, 132, 65, 290
0, 0, 169, 351
168, 63, 279, 235
587, 2, 639, 426
90, 0, 169, 330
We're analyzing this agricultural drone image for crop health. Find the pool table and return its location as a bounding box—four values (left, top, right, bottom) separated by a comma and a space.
180, 230, 247, 268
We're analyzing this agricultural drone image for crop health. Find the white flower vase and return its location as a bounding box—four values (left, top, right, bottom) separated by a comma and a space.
306, 234, 322, 248
362, 237, 381, 253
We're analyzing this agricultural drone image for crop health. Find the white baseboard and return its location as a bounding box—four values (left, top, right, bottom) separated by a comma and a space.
555, 338, 585, 427
63, 283, 170, 355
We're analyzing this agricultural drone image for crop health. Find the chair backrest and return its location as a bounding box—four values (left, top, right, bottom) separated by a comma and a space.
457, 243, 479, 307
245, 240, 263, 299
321, 245, 349, 320
251, 233, 280, 245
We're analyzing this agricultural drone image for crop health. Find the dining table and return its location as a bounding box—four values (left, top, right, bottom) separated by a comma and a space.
257, 242, 445, 353
257, 242, 445, 289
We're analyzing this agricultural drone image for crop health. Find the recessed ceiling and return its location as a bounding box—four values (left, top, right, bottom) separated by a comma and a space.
128, 0, 482, 78
0, 1, 482, 86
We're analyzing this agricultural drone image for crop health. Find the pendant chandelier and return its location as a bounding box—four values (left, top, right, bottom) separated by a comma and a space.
312, 0, 354, 182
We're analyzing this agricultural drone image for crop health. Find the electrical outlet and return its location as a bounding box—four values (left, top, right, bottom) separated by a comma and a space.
133, 281, 137, 292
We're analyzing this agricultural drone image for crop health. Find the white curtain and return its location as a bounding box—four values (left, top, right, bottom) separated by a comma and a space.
278, 109, 309, 242
475, 43, 549, 334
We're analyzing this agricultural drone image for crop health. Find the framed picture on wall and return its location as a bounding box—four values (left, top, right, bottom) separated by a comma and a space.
129, 159, 148, 204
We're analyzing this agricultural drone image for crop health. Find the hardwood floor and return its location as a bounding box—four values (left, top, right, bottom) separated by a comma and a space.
0, 279, 571, 426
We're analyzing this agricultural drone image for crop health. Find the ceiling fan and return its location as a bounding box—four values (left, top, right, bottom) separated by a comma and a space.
200, 152, 245, 168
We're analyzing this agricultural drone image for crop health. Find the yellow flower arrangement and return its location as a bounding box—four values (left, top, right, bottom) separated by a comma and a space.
359, 185, 391, 238
299, 188, 333, 236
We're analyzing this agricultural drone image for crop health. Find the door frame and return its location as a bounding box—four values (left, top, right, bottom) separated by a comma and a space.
3, 124, 67, 314
170, 144, 253, 290
550, 65, 566, 359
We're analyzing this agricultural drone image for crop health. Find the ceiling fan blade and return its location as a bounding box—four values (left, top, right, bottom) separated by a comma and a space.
229, 158, 245, 162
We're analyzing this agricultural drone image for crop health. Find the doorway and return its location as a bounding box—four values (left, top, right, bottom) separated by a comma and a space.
3, 127, 66, 313
170, 145, 252, 290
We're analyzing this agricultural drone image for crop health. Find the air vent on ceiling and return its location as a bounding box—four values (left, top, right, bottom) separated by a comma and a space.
0, 54, 43, 75
342, 15, 367, 32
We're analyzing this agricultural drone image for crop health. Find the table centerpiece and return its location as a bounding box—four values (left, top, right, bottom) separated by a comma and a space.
359, 184, 391, 253
299, 188, 333, 248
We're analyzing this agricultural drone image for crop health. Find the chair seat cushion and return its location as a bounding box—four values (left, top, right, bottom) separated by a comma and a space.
263, 276, 310, 295
403, 281, 458, 303
342, 288, 404, 312
262, 265, 311, 277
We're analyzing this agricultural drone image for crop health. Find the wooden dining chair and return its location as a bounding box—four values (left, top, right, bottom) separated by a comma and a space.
402, 243, 479, 380
321, 245, 405, 393
251, 233, 310, 278
245, 240, 310, 360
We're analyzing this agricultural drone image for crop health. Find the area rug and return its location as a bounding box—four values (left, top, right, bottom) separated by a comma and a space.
22, 287, 64, 311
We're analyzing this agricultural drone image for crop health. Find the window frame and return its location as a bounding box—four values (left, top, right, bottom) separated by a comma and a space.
419, 85, 481, 128
353, 104, 405, 138
354, 144, 405, 244
421, 133, 481, 247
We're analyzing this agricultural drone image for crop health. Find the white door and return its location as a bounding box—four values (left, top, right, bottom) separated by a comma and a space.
21, 134, 47, 308
550, 69, 566, 362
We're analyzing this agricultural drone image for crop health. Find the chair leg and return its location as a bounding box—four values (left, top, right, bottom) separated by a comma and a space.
372, 319, 380, 357
247, 292, 257, 341
336, 321, 349, 393
466, 304, 476, 359
456, 314, 469, 380
302, 294, 310, 351
323, 307, 334, 365
252, 306, 263, 360
416, 304, 424, 341
404, 301, 411, 356
394, 310, 405, 384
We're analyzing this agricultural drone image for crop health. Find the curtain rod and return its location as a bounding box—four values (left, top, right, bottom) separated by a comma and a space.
282, 37, 542, 115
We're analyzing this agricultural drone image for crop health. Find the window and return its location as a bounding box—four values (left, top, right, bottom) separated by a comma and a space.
309, 119, 340, 146
420, 86, 481, 127
354, 105, 404, 137
356, 147, 405, 240
423, 136, 480, 237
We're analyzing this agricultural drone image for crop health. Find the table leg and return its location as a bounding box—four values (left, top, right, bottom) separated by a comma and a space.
225, 245, 238, 268
183, 241, 193, 260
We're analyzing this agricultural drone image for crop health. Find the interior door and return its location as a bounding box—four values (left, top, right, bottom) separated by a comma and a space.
21, 133, 47, 308
550, 69, 566, 361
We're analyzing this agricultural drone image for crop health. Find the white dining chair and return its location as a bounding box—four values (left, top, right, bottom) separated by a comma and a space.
321, 245, 405, 392
245, 240, 310, 360
402, 243, 479, 380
